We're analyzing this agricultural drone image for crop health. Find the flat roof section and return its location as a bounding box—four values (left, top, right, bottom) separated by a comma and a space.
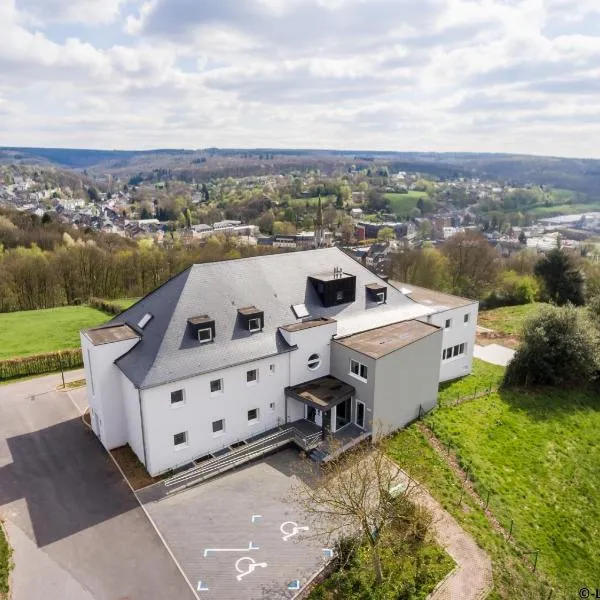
389, 280, 475, 309
85, 324, 140, 346
280, 317, 336, 333
336, 320, 439, 359
285, 375, 355, 410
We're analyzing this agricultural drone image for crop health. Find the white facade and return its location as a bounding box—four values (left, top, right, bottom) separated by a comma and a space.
82, 259, 478, 477
427, 303, 478, 382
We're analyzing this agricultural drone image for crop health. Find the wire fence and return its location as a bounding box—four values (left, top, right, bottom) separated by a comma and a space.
423, 417, 575, 600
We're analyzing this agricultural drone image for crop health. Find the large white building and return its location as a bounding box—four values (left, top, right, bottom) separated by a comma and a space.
81, 248, 477, 477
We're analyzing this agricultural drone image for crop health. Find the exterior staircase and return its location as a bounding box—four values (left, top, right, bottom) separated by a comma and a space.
161, 425, 323, 496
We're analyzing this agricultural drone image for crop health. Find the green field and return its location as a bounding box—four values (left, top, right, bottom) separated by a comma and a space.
384, 191, 428, 217
109, 298, 140, 310
0, 306, 108, 359
415, 361, 600, 593
478, 303, 549, 336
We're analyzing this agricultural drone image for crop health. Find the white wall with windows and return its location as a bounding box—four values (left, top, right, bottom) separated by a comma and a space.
139, 352, 291, 476
427, 303, 478, 381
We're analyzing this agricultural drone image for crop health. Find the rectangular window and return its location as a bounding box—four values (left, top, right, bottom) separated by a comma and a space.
464, 313, 470, 324
248, 408, 259, 422
350, 359, 368, 381
170, 389, 184, 405
269, 402, 276, 411
173, 431, 188, 447
376, 292, 385, 304
198, 328, 212, 344
442, 348, 446, 360
356, 400, 366, 429
269, 363, 276, 374
248, 318, 261, 332
212, 419, 225, 434
460, 343, 465, 354
445, 318, 452, 329
210, 379, 223, 394
453, 345, 460, 357
246, 369, 258, 384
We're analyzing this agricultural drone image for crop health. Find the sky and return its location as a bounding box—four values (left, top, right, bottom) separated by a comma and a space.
1, 0, 600, 157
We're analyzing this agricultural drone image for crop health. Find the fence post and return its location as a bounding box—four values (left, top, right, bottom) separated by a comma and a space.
58, 353, 65, 388
485, 490, 491, 510
532, 550, 538, 572
508, 519, 514, 539
457, 487, 464, 506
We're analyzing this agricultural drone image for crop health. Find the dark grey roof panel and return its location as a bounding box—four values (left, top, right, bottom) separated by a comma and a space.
113, 248, 414, 389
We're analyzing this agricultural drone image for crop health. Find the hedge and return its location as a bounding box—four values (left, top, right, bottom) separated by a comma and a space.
0, 349, 83, 381
88, 297, 123, 316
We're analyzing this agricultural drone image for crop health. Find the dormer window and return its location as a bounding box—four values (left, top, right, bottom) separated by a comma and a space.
198, 328, 212, 344
365, 283, 387, 304
188, 315, 215, 343
238, 306, 264, 333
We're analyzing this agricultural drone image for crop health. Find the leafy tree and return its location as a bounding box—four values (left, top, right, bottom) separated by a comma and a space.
534, 248, 585, 306
518, 230, 527, 245
504, 305, 599, 387
377, 227, 396, 242
441, 231, 498, 298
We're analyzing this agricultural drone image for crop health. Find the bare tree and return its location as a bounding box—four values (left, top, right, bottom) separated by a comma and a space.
290, 441, 419, 584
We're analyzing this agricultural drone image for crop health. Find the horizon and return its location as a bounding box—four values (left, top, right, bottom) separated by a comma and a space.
2, 1, 600, 159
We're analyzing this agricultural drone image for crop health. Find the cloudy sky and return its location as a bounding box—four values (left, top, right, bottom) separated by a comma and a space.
1, 0, 600, 157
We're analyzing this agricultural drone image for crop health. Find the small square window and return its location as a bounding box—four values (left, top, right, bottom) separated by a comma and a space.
249, 318, 261, 332
248, 408, 259, 422
445, 319, 451, 329
453, 345, 460, 357
212, 419, 225, 434
442, 349, 446, 360
269, 402, 276, 411
269, 364, 276, 374
376, 292, 385, 304
210, 379, 222, 393
170, 389, 184, 405
173, 431, 187, 446
198, 328, 212, 343
464, 313, 470, 324
350, 359, 368, 381
360, 364, 368, 379
247, 369, 258, 383
460, 343, 465, 354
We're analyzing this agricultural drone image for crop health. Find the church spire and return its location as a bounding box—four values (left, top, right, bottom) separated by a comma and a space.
315, 194, 324, 248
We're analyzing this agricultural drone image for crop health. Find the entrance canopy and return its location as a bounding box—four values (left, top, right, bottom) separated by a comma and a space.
285, 375, 355, 411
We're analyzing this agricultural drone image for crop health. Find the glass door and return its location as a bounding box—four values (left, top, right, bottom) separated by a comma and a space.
335, 397, 352, 431
355, 400, 365, 429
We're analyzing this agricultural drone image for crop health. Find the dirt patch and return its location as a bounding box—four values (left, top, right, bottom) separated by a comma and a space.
111, 445, 168, 490
476, 331, 520, 349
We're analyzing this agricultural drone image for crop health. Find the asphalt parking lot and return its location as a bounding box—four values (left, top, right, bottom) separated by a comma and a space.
0, 373, 195, 600
140, 448, 329, 599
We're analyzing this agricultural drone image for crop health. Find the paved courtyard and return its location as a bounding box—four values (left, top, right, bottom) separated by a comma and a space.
473, 343, 515, 367
139, 448, 329, 599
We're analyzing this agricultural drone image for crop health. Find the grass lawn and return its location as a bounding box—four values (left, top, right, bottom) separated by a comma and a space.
408, 360, 600, 594
384, 191, 428, 217
109, 298, 140, 310
0, 522, 10, 599
0, 306, 108, 359
478, 303, 549, 336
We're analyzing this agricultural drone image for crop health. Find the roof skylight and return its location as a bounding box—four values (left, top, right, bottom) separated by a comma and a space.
137, 313, 153, 329
292, 303, 309, 319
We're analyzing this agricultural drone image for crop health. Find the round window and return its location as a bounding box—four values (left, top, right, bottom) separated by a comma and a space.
307, 353, 321, 370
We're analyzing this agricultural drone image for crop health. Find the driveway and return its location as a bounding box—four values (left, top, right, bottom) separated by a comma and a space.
139, 449, 328, 599
473, 343, 515, 367
0, 372, 195, 600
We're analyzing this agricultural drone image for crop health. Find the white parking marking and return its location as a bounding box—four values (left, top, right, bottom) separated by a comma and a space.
235, 557, 268, 581
203, 542, 259, 557
280, 521, 309, 541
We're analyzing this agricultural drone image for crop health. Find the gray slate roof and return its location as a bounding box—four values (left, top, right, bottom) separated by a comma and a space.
109, 248, 417, 389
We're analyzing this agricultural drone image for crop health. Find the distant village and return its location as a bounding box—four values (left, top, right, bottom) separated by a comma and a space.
2, 167, 599, 275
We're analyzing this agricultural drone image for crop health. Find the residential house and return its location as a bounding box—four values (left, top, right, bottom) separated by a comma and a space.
81, 248, 477, 477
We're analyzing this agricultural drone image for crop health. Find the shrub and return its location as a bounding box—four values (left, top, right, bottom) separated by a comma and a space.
504, 305, 600, 387
0, 349, 83, 381
484, 271, 539, 308
88, 297, 122, 316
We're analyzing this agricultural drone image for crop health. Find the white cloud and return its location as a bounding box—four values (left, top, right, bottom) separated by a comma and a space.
1, 0, 600, 157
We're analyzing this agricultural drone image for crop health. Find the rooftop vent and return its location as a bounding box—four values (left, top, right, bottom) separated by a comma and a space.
187, 315, 215, 344
291, 303, 309, 319
238, 306, 264, 333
